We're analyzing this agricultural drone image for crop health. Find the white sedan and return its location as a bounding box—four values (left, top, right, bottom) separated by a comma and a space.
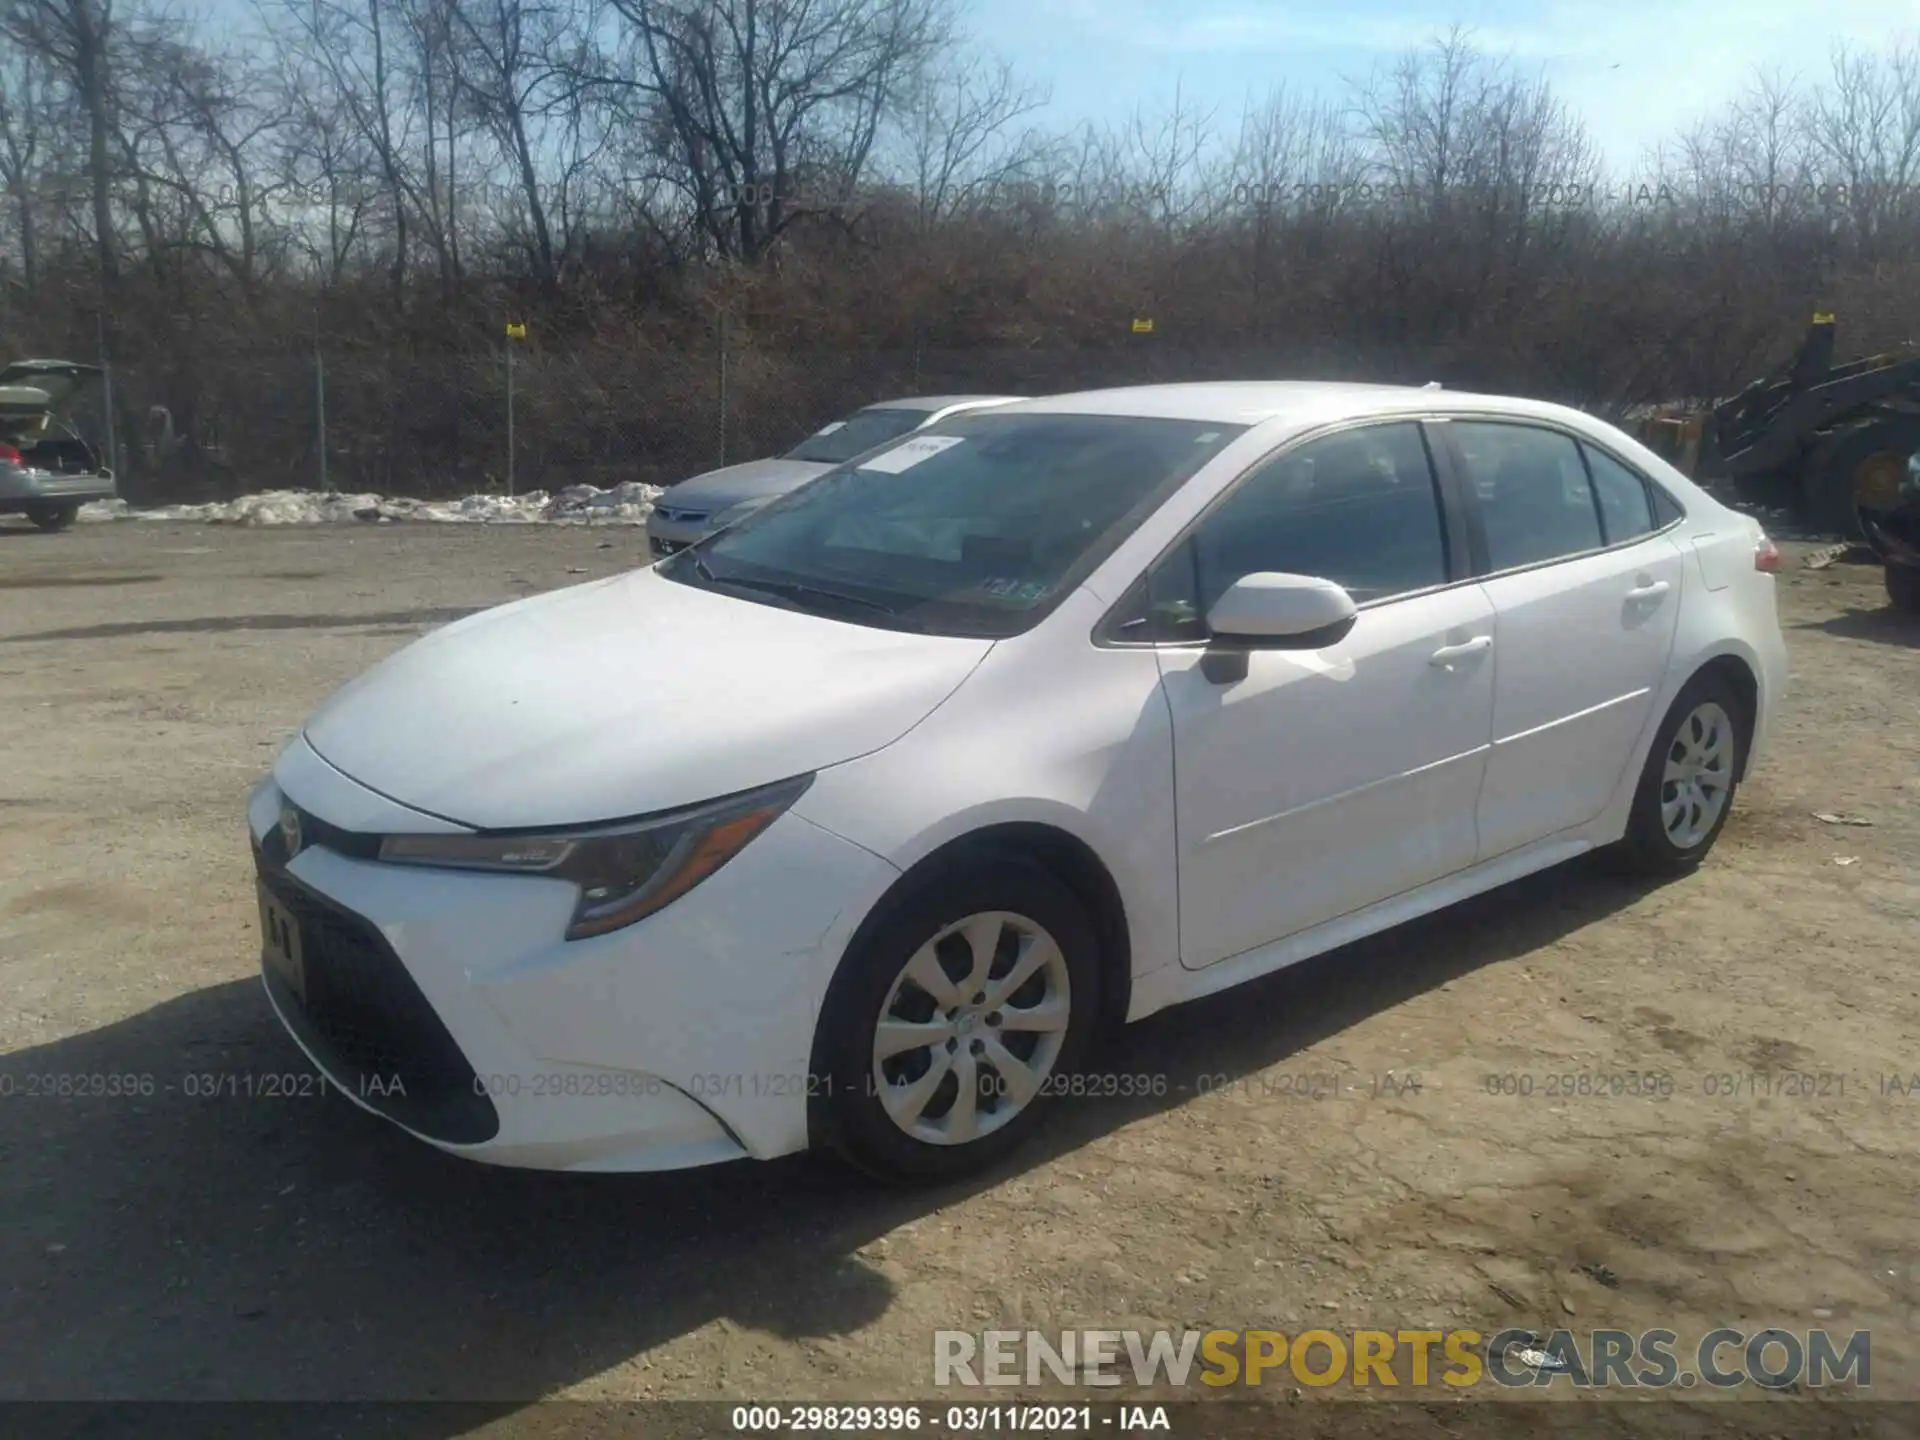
248, 382, 1788, 1182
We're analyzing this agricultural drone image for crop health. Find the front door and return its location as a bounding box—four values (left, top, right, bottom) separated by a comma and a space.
1146, 420, 1498, 971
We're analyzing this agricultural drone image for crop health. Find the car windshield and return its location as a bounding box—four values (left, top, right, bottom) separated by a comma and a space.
659, 412, 1245, 637
784, 407, 929, 463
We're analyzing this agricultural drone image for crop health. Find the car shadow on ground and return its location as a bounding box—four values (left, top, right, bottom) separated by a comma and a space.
1790, 605, 1919, 648
0, 856, 1658, 1424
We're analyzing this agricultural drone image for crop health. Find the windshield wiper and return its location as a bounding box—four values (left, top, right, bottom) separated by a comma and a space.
689, 552, 920, 625
735, 576, 899, 617
706, 568, 921, 626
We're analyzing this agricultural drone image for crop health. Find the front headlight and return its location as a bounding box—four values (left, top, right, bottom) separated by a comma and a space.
376, 774, 813, 939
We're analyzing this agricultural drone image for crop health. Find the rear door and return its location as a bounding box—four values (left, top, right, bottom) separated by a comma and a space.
1439, 421, 1686, 859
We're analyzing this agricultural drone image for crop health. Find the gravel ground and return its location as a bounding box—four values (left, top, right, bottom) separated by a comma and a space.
0, 520, 1916, 1424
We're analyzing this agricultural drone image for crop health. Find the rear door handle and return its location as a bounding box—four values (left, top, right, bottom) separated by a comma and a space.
1430, 636, 1493, 667
1627, 579, 1671, 600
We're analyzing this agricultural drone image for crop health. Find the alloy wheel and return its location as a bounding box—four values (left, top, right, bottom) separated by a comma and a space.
871, 910, 1072, 1146
1661, 700, 1734, 849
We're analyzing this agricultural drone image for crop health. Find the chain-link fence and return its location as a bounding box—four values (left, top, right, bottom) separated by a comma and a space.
61, 330, 1487, 504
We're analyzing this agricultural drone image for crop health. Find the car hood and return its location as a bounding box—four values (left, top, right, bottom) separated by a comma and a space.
299, 567, 992, 830
654, 457, 832, 514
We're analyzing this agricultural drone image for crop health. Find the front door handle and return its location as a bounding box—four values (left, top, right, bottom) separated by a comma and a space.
1627, 579, 1671, 601
1430, 635, 1493, 667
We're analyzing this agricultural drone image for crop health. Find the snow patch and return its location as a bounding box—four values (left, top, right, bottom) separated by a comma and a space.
77, 480, 664, 527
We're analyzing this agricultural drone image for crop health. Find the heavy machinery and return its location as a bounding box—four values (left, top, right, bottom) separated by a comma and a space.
1628, 314, 1920, 613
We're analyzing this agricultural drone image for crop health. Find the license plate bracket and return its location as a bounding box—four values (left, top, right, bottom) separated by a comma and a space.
257, 884, 307, 1005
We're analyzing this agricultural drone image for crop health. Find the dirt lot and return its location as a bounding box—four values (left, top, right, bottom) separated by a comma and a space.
0, 519, 1916, 1422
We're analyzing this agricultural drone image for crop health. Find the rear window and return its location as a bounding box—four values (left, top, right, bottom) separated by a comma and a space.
1451, 422, 1604, 570
1582, 443, 1657, 543
785, 407, 927, 464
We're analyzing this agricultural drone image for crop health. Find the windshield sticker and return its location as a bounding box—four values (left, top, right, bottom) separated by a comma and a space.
857, 434, 965, 473
974, 577, 1047, 602
812, 420, 846, 435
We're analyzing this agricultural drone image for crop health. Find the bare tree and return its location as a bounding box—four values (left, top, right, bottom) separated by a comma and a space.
1117, 78, 1214, 232
1677, 66, 1811, 231
1807, 38, 1920, 259
0, 44, 61, 287
893, 48, 1049, 228
446, 0, 571, 286
1, 0, 122, 290
592, 0, 952, 261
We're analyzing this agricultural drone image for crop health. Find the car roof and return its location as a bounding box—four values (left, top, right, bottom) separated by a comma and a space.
0, 358, 103, 382
987, 381, 1589, 428
860, 394, 1023, 413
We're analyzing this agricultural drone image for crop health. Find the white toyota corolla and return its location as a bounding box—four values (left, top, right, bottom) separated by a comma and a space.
249, 382, 1788, 1182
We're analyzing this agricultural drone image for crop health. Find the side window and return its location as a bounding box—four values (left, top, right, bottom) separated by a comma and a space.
1650, 482, 1684, 527
1582, 443, 1655, 543
1452, 422, 1603, 571
1103, 548, 1205, 644
1159, 422, 1449, 627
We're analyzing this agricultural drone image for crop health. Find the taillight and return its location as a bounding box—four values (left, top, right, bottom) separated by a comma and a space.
0, 443, 19, 465
1754, 535, 1781, 572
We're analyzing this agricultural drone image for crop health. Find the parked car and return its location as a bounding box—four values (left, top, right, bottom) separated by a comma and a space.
249, 381, 1787, 1182
645, 394, 1022, 558
1865, 445, 1920, 612
0, 359, 117, 530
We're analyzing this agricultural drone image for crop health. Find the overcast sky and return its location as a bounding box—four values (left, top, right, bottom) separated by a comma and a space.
966, 0, 1920, 174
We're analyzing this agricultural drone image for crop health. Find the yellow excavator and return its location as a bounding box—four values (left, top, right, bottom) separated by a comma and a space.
1627, 314, 1920, 612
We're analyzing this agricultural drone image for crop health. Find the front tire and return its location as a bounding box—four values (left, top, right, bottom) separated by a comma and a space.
26, 503, 78, 532
1609, 673, 1747, 877
809, 855, 1101, 1185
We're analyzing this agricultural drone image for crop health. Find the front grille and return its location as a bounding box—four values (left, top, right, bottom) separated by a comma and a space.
256, 854, 499, 1145
655, 507, 709, 525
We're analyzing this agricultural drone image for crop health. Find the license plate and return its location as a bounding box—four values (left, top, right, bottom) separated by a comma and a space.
257, 885, 307, 1005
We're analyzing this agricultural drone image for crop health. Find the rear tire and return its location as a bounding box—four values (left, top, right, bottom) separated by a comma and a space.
1608, 672, 1748, 877
1804, 418, 1920, 542
809, 855, 1101, 1185
1888, 563, 1920, 615
25, 503, 78, 532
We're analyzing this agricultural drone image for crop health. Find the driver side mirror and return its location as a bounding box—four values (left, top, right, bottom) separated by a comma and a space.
1205, 571, 1358, 648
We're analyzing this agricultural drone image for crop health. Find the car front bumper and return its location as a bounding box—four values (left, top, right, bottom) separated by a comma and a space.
645, 511, 715, 559
0, 464, 116, 508
1862, 504, 1920, 570
247, 737, 899, 1171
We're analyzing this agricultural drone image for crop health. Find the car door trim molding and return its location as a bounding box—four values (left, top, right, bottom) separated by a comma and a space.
1492, 685, 1653, 748
1196, 740, 1494, 847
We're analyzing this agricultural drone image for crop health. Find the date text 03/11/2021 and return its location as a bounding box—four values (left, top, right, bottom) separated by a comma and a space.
728, 1405, 1173, 1434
